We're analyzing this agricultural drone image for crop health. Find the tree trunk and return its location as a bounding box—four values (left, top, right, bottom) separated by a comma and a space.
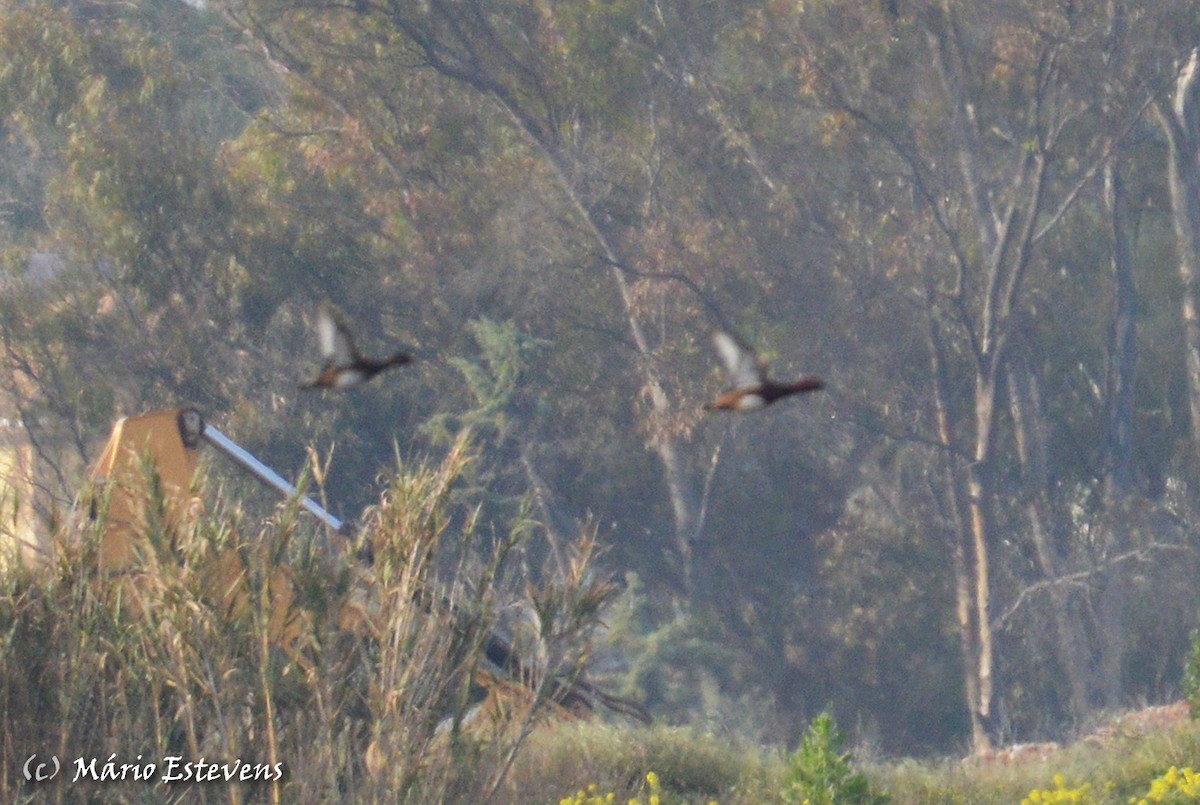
925, 10, 1052, 750
1103, 2, 1137, 499
1097, 156, 1136, 708
1006, 352, 1091, 720
536, 155, 701, 595
1158, 49, 1200, 467
1104, 159, 1137, 495
923, 286, 990, 752
962, 452, 995, 744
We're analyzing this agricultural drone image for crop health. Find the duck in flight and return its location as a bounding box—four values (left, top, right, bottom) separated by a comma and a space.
706, 329, 824, 412
302, 303, 412, 390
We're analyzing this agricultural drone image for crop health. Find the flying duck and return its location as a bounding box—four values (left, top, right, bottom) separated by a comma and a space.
706, 329, 824, 412
302, 303, 412, 390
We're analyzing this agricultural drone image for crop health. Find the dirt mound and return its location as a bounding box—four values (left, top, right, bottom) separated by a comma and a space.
1081, 701, 1191, 748
965, 701, 1193, 766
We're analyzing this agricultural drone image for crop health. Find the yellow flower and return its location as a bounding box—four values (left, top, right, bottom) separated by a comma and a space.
1131, 766, 1200, 803
1021, 773, 1092, 805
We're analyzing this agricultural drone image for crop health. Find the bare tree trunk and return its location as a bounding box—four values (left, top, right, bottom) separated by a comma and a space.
1006, 351, 1091, 720
1103, 2, 1137, 500
528, 145, 701, 596
1157, 49, 1200, 466
1097, 156, 1136, 708
923, 279, 990, 751
925, 20, 1004, 750
1104, 161, 1137, 496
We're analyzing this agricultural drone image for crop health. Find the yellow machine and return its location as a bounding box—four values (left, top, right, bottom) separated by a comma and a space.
85, 408, 205, 571
84, 407, 347, 568
81, 407, 329, 653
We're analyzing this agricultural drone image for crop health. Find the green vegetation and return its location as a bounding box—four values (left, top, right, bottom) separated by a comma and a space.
526, 711, 1200, 805
1185, 633, 1200, 719
781, 713, 888, 805
1131, 767, 1200, 804
875, 717, 1200, 805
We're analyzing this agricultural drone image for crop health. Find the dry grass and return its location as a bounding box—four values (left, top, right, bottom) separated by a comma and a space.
874, 709, 1200, 805
0, 431, 625, 803
504, 720, 782, 805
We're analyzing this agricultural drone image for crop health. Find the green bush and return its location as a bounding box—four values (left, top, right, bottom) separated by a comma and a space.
781, 713, 888, 805
1185, 631, 1200, 719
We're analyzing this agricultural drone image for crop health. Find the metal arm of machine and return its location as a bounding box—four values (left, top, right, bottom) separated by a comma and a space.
178, 410, 646, 723
199, 422, 347, 537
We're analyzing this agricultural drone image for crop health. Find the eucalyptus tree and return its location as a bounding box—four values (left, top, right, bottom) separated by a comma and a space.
757, 0, 1200, 751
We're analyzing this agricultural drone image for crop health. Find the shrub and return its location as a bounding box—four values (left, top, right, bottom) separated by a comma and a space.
1184, 632, 1200, 719
0, 432, 618, 803
1131, 766, 1200, 804
781, 712, 887, 805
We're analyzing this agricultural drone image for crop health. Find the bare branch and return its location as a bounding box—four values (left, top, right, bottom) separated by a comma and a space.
993, 542, 1199, 631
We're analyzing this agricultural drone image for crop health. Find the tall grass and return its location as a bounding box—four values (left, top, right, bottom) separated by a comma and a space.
0, 431, 620, 803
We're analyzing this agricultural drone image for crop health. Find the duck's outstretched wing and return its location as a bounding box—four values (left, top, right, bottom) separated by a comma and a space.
316, 303, 357, 367
712, 330, 762, 388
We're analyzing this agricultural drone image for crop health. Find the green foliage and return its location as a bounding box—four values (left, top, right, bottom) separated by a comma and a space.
422, 317, 542, 444
508, 721, 775, 805
879, 709, 1200, 805
782, 713, 887, 805
1185, 632, 1200, 719
600, 573, 753, 730
7, 0, 1200, 762
0, 0, 278, 485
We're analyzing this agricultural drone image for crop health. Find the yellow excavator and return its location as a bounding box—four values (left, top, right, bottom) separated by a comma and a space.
84, 407, 345, 571
80, 406, 648, 726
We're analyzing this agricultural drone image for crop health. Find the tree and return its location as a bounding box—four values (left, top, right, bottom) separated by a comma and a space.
219, 0, 739, 592
777, 0, 1200, 750
1157, 48, 1200, 470
0, 0, 282, 525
